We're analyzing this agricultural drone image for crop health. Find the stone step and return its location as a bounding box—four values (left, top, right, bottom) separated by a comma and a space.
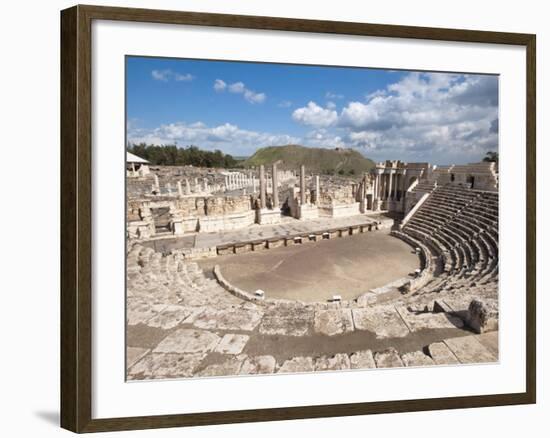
443, 335, 497, 364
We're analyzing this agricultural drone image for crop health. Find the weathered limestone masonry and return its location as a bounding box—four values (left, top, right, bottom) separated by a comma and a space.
433, 162, 498, 191
404, 162, 498, 213
214, 217, 379, 257
370, 160, 428, 214
256, 163, 283, 225
125, 153, 499, 380
296, 164, 319, 220
126, 152, 150, 177
126, 236, 498, 380
394, 183, 499, 333
127, 195, 254, 238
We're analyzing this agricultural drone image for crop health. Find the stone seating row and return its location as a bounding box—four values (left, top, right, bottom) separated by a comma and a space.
400, 184, 498, 294
127, 244, 241, 310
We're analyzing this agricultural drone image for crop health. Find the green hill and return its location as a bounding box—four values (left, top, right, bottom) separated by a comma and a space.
242, 145, 375, 175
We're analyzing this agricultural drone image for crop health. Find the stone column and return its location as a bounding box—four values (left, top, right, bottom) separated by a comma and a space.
153, 174, 160, 193
388, 171, 394, 200
177, 181, 183, 197
203, 178, 208, 192
359, 175, 366, 213
372, 174, 378, 204
393, 173, 399, 199
272, 163, 279, 209
300, 165, 306, 205
401, 170, 408, 210
315, 175, 320, 205
372, 171, 380, 203
259, 165, 266, 209
185, 179, 191, 195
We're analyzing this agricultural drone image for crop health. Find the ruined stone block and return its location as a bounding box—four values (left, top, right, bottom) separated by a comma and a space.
349, 350, 376, 369
192, 307, 264, 331
145, 305, 195, 330
313, 309, 354, 336
314, 353, 351, 371
374, 348, 404, 368
197, 355, 247, 377
427, 342, 460, 365
401, 351, 435, 367
352, 307, 410, 338
153, 329, 221, 354
128, 352, 205, 380
444, 336, 497, 364
240, 355, 277, 375
466, 299, 499, 334
395, 306, 464, 332
277, 356, 314, 374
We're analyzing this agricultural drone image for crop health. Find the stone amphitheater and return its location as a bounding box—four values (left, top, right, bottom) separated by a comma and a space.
126, 156, 499, 380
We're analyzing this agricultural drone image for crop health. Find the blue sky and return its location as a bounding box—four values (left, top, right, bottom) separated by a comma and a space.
126, 56, 498, 164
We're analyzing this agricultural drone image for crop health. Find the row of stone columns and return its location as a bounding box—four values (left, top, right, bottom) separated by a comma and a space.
374, 171, 407, 202
258, 163, 282, 209
225, 172, 255, 191
371, 170, 412, 213
152, 177, 217, 197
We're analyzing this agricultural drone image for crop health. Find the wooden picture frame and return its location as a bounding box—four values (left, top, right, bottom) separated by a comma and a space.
60, 4, 536, 433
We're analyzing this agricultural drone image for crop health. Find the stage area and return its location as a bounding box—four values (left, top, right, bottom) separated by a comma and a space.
199, 231, 420, 302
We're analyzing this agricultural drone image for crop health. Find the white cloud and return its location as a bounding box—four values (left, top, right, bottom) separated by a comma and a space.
244, 89, 266, 104
151, 70, 170, 81
213, 79, 227, 92
128, 121, 297, 156
173, 73, 194, 82
292, 101, 338, 128
326, 91, 344, 99
228, 82, 245, 93
141, 71, 498, 164
304, 129, 346, 148
152, 69, 194, 82
215, 80, 266, 104
291, 72, 498, 163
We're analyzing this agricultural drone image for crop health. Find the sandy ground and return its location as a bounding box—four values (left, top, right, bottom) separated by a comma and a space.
199, 231, 420, 302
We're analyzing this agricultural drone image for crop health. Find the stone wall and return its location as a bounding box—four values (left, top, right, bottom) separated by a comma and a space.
318, 185, 355, 206
127, 194, 254, 237
434, 162, 498, 192
172, 195, 251, 217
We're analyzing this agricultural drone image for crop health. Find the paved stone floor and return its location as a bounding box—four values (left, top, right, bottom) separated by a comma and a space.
199, 232, 420, 302
126, 303, 498, 380
126, 226, 498, 381
143, 213, 392, 253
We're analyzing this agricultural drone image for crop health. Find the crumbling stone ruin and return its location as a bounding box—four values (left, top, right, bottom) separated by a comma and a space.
126, 154, 499, 380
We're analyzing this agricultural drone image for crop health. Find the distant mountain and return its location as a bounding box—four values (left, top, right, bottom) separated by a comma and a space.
242, 144, 375, 175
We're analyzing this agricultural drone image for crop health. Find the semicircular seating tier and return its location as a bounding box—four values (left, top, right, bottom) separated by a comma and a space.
395, 184, 498, 302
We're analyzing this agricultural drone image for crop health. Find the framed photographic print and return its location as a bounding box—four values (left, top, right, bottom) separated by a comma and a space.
60, 4, 536, 433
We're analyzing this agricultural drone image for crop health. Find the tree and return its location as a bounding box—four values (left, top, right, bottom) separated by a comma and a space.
127, 144, 238, 168
483, 151, 499, 164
